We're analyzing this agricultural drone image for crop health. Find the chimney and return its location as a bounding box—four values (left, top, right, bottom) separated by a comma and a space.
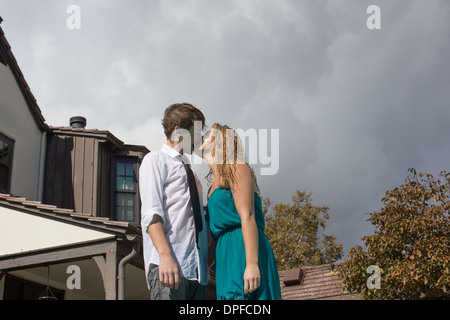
282, 268, 304, 286
70, 116, 87, 129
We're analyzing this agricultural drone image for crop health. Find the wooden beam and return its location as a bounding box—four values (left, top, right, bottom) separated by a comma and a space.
92, 255, 107, 291
0, 240, 117, 272
104, 250, 118, 300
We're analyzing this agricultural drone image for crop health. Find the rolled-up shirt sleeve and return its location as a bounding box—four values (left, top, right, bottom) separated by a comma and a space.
139, 153, 167, 233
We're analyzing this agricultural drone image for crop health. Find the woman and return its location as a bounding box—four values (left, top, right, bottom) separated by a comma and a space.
200, 123, 281, 300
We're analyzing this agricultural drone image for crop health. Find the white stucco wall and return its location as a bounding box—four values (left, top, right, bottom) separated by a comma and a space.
0, 62, 44, 200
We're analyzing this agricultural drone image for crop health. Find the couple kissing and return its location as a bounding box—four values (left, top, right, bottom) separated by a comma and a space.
139, 102, 281, 300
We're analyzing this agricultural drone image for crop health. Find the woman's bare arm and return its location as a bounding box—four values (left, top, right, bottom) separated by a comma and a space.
230, 164, 261, 294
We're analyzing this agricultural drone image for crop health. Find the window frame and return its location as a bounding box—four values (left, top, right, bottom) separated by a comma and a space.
0, 132, 15, 194
110, 157, 141, 224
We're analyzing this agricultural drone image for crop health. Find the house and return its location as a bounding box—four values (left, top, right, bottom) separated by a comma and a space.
43, 121, 148, 225
0, 16, 151, 300
0, 193, 146, 300
280, 263, 360, 300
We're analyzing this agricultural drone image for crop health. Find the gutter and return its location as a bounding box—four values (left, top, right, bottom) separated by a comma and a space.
117, 234, 141, 300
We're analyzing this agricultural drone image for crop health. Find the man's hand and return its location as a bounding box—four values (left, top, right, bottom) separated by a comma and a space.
159, 253, 181, 289
147, 214, 181, 289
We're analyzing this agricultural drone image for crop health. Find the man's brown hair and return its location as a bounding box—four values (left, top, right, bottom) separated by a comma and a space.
162, 103, 205, 140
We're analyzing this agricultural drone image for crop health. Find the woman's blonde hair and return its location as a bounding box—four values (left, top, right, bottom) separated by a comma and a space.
206, 123, 260, 194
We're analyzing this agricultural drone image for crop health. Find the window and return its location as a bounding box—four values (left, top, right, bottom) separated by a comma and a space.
112, 158, 140, 223
0, 132, 14, 194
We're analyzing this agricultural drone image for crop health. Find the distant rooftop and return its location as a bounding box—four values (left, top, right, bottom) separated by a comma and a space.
280, 263, 360, 300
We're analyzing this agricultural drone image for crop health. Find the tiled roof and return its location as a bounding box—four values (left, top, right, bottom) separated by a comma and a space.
0, 193, 141, 237
280, 263, 360, 300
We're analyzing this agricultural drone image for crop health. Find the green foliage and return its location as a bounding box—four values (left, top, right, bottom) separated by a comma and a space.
263, 190, 343, 271
338, 169, 450, 300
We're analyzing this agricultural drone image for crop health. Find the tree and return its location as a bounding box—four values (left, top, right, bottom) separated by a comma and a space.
263, 190, 343, 271
338, 169, 450, 299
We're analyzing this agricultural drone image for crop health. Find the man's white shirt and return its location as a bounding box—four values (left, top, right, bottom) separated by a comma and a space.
139, 144, 209, 288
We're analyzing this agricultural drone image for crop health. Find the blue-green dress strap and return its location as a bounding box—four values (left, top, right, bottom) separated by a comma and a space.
207, 188, 281, 300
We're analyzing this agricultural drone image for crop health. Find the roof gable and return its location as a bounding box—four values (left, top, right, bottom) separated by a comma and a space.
0, 16, 48, 131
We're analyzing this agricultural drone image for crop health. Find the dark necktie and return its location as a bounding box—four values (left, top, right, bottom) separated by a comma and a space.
183, 162, 203, 247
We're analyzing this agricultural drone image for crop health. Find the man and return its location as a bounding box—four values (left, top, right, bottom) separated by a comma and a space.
139, 103, 209, 300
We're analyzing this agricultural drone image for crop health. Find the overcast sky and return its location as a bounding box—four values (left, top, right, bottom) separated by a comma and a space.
1, 0, 450, 259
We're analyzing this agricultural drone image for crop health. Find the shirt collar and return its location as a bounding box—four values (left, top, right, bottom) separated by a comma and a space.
160, 144, 190, 164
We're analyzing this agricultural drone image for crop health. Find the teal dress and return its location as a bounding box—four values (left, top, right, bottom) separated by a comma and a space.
207, 188, 281, 300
